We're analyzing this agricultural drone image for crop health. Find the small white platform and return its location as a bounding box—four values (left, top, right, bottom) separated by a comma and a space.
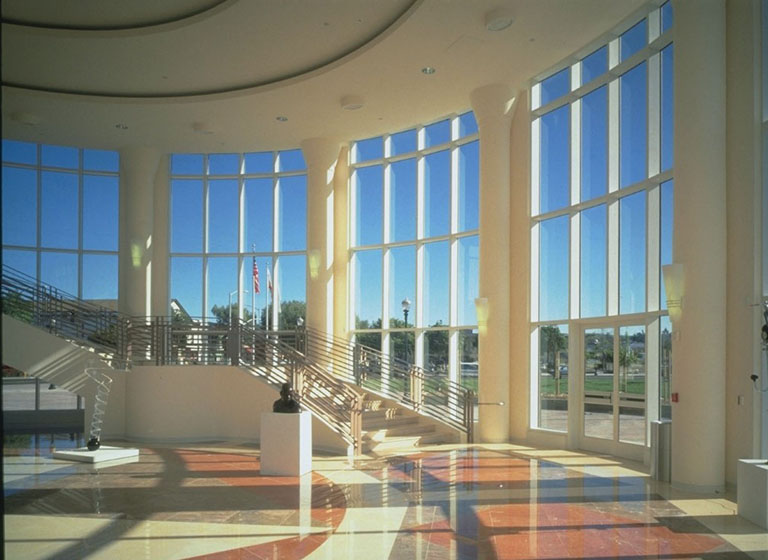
52, 446, 140, 464
260, 411, 312, 476
737, 459, 768, 529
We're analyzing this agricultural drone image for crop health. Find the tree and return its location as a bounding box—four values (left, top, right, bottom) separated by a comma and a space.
540, 325, 567, 371
278, 300, 306, 330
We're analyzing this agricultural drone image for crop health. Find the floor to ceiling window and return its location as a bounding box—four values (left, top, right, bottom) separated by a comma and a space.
169, 151, 306, 327
530, 2, 673, 455
2, 140, 120, 306
350, 112, 479, 390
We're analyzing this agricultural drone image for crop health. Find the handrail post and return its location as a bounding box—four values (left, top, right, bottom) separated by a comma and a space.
353, 345, 361, 386
228, 321, 240, 365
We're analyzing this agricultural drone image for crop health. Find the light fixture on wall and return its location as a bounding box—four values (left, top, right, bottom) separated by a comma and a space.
308, 249, 321, 279
662, 263, 684, 327
475, 297, 489, 335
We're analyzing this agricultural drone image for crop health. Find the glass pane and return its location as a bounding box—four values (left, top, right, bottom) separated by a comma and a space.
389, 245, 415, 327
206, 257, 238, 322
538, 324, 568, 431
539, 216, 569, 321
390, 331, 414, 364
356, 331, 381, 351
354, 249, 382, 329
539, 105, 570, 213
82, 254, 118, 301
83, 149, 119, 172
458, 112, 478, 137
171, 154, 204, 175
42, 145, 78, 169
208, 154, 240, 175
541, 67, 570, 106
82, 175, 118, 251
458, 235, 479, 325
619, 192, 646, 314
424, 119, 451, 148
244, 152, 274, 174
390, 129, 417, 156
424, 150, 450, 237
423, 241, 449, 327
278, 175, 306, 251
581, 46, 607, 84
424, 330, 449, 375
620, 20, 647, 62
277, 255, 306, 329
41, 251, 77, 295
660, 180, 674, 309
41, 171, 78, 249
458, 140, 479, 231
389, 159, 416, 242
661, 45, 674, 172
3, 249, 36, 277
660, 316, 672, 421
207, 179, 239, 253
584, 327, 614, 440
459, 329, 478, 391
354, 137, 383, 163
39, 385, 78, 410
171, 179, 203, 253
2, 140, 37, 164
354, 165, 383, 246
661, 2, 673, 34
244, 178, 273, 253
171, 257, 203, 319
278, 149, 305, 172
620, 62, 647, 188
581, 205, 606, 317
619, 325, 645, 445
581, 86, 607, 201
2, 167, 37, 246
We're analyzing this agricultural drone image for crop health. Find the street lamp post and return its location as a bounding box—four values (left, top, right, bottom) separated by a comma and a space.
401, 297, 411, 328
228, 290, 249, 325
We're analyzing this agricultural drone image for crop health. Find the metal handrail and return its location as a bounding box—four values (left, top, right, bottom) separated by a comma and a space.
1, 264, 130, 368
297, 325, 476, 441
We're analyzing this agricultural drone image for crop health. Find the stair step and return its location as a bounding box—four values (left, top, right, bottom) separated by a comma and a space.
364, 422, 436, 442
362, 414, 419, 430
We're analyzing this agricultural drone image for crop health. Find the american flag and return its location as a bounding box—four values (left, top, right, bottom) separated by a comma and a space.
252, 257, 260, 294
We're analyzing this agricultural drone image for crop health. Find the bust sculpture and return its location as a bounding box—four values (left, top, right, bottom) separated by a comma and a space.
273, 382, 300, 413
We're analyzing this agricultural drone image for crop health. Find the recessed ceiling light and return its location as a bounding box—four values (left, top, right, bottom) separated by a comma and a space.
115, 123, 128, 130
276, 116, 288, 122
421, 66, 436, 75
485, 7, 514, 31
340, 95, 364, 111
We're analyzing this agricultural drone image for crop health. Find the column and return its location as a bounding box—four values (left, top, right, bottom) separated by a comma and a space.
470, 84, 515, 442
671, 0, 726, 492
333, 146, 351, 341
151, 155, 170, 317
118, 146, 162, 317
300, 138, 342, 336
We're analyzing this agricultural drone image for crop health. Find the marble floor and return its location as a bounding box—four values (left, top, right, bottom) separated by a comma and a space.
3, 435, 767, 559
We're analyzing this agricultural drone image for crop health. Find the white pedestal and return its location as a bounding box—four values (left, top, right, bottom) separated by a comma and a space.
737, 459, 768, 529
52, 446, 139, 464
260, 411, 312, 476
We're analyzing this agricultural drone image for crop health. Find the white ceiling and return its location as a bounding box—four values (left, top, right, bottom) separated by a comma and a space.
1, 0, 647, 153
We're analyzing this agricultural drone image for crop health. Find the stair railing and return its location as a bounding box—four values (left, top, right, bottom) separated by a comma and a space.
1, 264, 129, 368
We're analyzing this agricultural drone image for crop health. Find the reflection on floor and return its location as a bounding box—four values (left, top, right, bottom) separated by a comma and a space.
4, 436, 767, 559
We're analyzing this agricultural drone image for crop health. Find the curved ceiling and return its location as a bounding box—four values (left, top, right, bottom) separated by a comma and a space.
1, 0, 646, 153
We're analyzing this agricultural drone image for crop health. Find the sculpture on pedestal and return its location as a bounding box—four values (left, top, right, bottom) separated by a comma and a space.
273, 382, 300, 413
85, 367, 113, 451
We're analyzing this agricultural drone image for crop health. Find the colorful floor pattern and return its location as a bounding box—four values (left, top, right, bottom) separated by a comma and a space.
4, 437, 767, 559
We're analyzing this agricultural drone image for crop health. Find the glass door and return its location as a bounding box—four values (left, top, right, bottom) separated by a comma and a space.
581, 325, 646, 457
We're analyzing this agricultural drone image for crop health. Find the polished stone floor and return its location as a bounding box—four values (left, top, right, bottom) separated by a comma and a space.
4, 435, 767, 559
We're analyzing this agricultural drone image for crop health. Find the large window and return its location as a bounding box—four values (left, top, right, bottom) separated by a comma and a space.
350, 112, 479, 390
2, 140, 119, 304
169, 151, 306, 326
530, 3, 673, 435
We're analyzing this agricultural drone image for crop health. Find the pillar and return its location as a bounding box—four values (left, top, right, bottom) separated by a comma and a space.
671, 0, 726, 492
300, 138, 342, 336
471, 84, 515, 442
333, 146, 351, 341
118, 146, 162, 317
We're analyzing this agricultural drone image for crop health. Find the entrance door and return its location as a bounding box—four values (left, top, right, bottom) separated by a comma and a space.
581, 325, 646, 459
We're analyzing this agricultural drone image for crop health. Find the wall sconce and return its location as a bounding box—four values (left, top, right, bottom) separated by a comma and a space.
475, 297, 489, 335
662, 263, 684, 327
308, 249, 321, 280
